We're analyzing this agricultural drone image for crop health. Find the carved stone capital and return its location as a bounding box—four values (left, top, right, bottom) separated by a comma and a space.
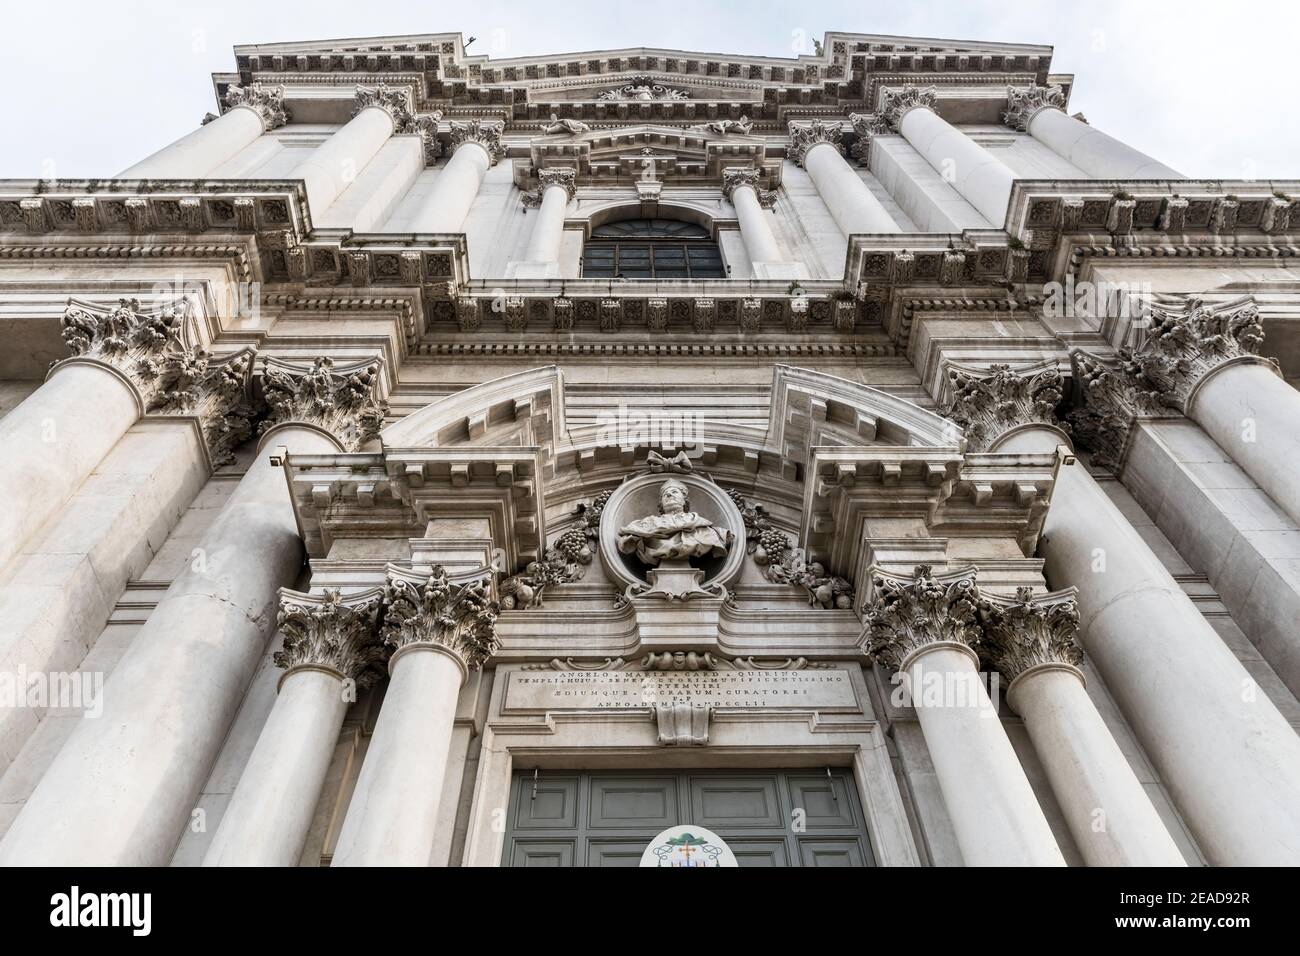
877, 86, 939, 132
353, 83, 414, 127
449, 119, 505, 166
1003, 85, 1066, 132
943, 362, 1067, 452
787, 120, 842, 168
721, 168, 776, 208
978, 587, 1083, 684
382, 566, 501, 672
223, 83, 289, 131
272, 588, 385, 686
1066, 349, 1157, 472
847, 112, 890, 165
258, 355, 387, 452
862, 565, 981, 670
396, 112, 444, 165
523, 167, 577, 207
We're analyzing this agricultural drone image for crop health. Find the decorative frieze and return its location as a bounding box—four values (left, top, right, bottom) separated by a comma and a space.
862, 565, 981, 670
522, 167, 577, 208
449, 119, 505, 165
353, 83, 414, 127
1002, 85, 1065, 132
977, 587, 1083, 683
272, 588, 386, 685
720, 167, 776, 208
223, 83, 289, 131
381, 566, 500, 671
943, 363, 1067, 452
787, 120, 842, 168
259, 355, 388, 452
877, 86, 938, 132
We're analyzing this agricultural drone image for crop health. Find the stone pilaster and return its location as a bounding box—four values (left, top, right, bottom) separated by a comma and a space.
847, 112, 889, 165
877, 86, 939, 132
223, 82, 289, 131
1066, 349, 1158, 472
787, 119, 842, 168
862, 564, 981, 670
396, 112, 444, 165
943, 363, 1067, 452
272, 588, 386, 684
353, 83, 415, 127
721, 167, 776, 208
258, 355, 387, 452
1002, 85, 1066, 132
382, 565, 501, 671
977, 587, 1083, 682
449, 119, 505, 165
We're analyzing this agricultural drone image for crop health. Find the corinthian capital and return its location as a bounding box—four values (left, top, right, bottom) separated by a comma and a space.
449, 119, 505, 166
354, 83, 415, 127
943, 362, 1067, 452
847, 112, 890, 165
272, 588, 386, 686
1002, 85, 1066, 132
863, 565, 981, 670
522, 167, 577, 207
721, 168, 776, 207
395, 112, 444, 165
223, 83, 289, 131
1066, 349, 1159, 472
787, 120, 842, 168
977, 588, 1083, 683
258, 355, 387, 452
877, 86, 938, 132
382, 566, 501, 672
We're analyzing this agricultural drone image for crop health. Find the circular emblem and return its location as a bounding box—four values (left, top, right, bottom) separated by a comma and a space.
639, 825, 739, 868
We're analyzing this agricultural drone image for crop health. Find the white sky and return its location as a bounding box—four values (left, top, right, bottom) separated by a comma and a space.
2, 0, 1296, 180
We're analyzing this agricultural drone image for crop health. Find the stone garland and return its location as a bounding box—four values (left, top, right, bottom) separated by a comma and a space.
499, 490, 611, 609
725, 488, 855, 610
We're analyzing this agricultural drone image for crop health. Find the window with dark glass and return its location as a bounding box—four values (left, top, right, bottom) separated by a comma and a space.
581, 218, 725, 279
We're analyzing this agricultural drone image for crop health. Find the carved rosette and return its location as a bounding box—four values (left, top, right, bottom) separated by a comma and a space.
943, 363, 1067, 452
1124, 296, 1268, 412
449, 119, 505, 166
522, 167, 577, 208
977, 587, 1083, 684
847, 112, 890, 165
1003, 85, 1066, 132
395, 112, 444, 165
787, 120, 842, 168
223, 83, 289, 131
721, 168, 776, 208
862, 565, 981, 670
354, 83, 414, 128
877, 86, 939, 132
60, 298, 257, 465
272, 588, 386, 686
382, 566, 501, 672
258, 355, 388, 452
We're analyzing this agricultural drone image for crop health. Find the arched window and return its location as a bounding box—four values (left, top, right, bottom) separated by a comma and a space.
582, 218, 725, 279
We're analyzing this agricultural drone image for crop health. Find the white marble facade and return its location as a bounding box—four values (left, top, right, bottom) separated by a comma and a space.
0, 30, 1298, 868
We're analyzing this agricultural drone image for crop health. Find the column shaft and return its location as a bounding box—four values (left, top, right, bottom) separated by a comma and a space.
523, 184, 569, 264
732, 184, 782, 264
202, 668, 350, 867
897, 107, 1015, 228
1190, 363, 1300, 528
0, 426, 338, 866
905, 645, 1065, 866
291, 106, 395, 216
0, 363, 139, 575
116, 107, 266, 179
1010, 667, 1186, 866
1027, 108, 1183, 179
413, 143, 492, 233
330, 647, 462, 866
803, 142, 901, 237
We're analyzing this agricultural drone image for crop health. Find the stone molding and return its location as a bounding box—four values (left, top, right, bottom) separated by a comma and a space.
943, 361, 1068, 452
258, 355, 388, 452
721, 167, 776, 208
449, 119, 506, 165
977, 587, 1082, 683
272, 587, 386, 686
787, 120, 842, 168
381, 565, 501, 672
223, 83, 289, 131
1002, 85, 1066, 132
521, 167, 577, 208
862, 564, 981, 670
877, 86, 938, 132
353, 83, 415, 127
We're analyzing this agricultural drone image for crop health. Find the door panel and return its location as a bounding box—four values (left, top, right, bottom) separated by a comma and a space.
512, 775, 580, 829
588, 775, 677, 828
511, 840, 576, 867
787, 774, 859, 829
690, 775, 784, 828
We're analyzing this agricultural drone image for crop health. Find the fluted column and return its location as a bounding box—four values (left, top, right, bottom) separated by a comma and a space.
1119, 296, 1300, 528
203, 589, 385, 867
412, 120, 504, 233
875, 87, 1016, 228
117, 84, 288, 179
864, 566, 1065, 866
789, 120, 900, 237
1004, 86, 1183, 179
979, 589, 1186, 866
946, 362, 1300, 865
291, 84, 413, 216
331, 566, 499, 866
0, 356, 387, 866
722, 167, 782, 265
521, 168, 577, 264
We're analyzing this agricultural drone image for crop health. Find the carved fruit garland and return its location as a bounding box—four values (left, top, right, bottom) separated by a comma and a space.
500, 491, 611, 609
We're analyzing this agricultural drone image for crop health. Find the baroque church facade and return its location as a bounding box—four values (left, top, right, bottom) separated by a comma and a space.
0, 29, 1298, 867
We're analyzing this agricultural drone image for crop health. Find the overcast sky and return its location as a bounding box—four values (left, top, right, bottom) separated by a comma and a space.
3, 0, 1296, 180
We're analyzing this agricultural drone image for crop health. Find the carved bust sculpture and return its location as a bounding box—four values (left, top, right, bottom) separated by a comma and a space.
616, 478, 732, 566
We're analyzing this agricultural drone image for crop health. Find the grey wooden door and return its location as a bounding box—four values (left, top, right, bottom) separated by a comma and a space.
504, 769, 875, 867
